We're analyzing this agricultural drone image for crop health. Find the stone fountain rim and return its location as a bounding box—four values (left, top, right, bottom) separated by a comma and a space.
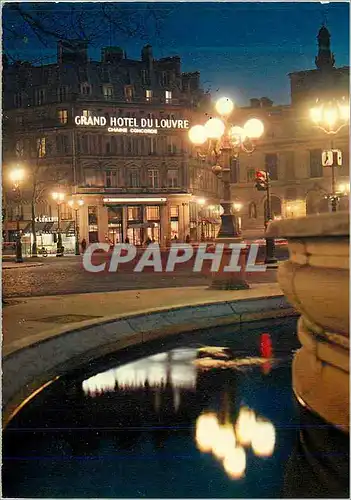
266, 211, 349, 239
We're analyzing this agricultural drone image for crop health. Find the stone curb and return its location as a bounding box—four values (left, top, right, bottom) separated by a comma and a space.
3, 294, 297, 427
2, 262, 44, 269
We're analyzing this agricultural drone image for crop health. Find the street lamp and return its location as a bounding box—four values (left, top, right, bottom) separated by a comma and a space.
9, 168, 25, 263
310, 97, 349, 212
68, 198, 84, 255
52, 191, 65, 257
188, 97, 264, 289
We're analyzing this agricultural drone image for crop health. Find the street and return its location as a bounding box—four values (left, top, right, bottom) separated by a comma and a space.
2, 245, 288, 298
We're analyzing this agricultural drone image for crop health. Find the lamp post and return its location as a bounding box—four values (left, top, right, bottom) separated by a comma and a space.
188, 97, 264, 289
310, 97, 349, 212
52, 191, 65, 257
68, 198, 84, 255
10, 168, 25, 263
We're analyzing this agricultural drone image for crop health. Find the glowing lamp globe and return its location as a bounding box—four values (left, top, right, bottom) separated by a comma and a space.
339, 103, 350, 122
215, 97, 234, 116
229, 126, 246, 145
212, 424, 236, 460
310, 106, 322, 124
324, 107, 338, 128
188, 125, 207, 145
244, 118, 264, 139
204, 118, 225, 139
195, 413, 219, 453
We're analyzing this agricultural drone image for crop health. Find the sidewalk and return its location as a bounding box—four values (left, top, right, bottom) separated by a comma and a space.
3, 283, 283, 356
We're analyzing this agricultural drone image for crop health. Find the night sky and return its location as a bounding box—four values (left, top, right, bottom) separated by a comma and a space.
3, 2, 350, 105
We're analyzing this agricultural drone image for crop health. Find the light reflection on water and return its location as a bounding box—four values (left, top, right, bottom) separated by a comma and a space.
3, 318, 305, 498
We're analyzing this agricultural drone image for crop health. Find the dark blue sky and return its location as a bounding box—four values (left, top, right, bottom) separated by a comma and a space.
3, 2, 350, 105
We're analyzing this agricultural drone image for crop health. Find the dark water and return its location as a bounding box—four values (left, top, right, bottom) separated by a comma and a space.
2, 317, 349, 498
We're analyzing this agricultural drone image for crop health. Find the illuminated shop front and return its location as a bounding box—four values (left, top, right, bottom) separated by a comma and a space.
22, 219, 76, 255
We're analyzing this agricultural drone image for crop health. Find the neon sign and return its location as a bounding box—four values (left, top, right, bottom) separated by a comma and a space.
74, 115, 190, 135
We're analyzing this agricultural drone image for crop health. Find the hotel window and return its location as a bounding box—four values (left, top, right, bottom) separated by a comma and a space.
165, 90, 172, 104
146, 206, 160, 220
105, 170, 119, 187
57, 86, 68, 103
35, 88, 46, 106
167, 169, 179, 187
161, 71, 170, 87
56, 135, 69, 154
248, 202, 257, 219
146, 89, 153, 102
15, 115, 24, 126
128, 169, 140, 187
265, 153, 278, 181
124, 85, 133, 102
103, 85, 114, 99
80, 82, 92, 95
82, 109, 92, 118
148, 169, 159, 188
141, 69, 150, 85
128, 206, 142, 221
58, 109, 68, 124
309, 149, 323, 178
88, 206, 98, 225
170, 206, 179, 219
167, 136, 177, 154
14, 92, 23, 108
36, 137, 46, 158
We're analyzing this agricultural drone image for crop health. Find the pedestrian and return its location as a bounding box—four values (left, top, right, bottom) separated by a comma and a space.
81, 238, 87, 252
125, 236, 130, 244
185, 234, 190, 243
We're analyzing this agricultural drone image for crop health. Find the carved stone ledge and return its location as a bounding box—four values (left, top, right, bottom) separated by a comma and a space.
267, 211, 349, 432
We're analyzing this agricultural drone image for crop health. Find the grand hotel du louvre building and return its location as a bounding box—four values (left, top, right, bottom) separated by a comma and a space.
2, 40, 223, 252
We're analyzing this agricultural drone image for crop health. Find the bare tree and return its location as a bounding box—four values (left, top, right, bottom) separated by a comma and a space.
3, 2, 169, 63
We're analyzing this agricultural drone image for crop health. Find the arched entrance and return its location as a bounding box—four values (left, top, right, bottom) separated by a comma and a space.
306, 190, 329, 215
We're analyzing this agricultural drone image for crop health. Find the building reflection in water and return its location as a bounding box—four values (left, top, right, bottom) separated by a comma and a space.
82, 348, 197, 411
195, 406, 276, 480
82, 345, 276, 481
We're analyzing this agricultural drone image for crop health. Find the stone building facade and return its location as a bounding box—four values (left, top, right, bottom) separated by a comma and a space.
2, 41, 221, 252
229, 26, 349, 232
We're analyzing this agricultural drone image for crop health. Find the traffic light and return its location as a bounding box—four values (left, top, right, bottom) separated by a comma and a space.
255, 170, 268, 191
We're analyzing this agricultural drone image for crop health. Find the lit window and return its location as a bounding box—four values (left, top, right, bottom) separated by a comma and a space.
82, 109, 92, 118
170, 206, 179, 218
58, 109, 68, 124
36, 138, 46, 158
146, 206, 160, 220
148, 169, 159, 188
146, 89, 153, 102
15, 139, 24, 157
165, 90, 172, 104
103, 85, 114, 99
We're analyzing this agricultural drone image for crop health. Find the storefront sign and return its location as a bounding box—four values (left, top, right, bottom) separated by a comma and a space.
74, 115, 190, 134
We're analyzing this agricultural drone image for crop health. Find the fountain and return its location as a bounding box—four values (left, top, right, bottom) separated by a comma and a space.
267, 210, 349, 497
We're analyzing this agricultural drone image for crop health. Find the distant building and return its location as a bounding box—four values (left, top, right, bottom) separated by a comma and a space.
230, 26, 349, 232
2, 40, 221, 252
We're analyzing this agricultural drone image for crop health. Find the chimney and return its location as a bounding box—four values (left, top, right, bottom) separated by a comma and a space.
58, 40, 88, 64
260, 97, 273, 107
250, 98, 261, 108
101, 47, 124, 63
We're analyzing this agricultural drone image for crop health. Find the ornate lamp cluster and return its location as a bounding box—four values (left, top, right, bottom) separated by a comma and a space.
310, 96, 349, 134
188, 97, 264, 165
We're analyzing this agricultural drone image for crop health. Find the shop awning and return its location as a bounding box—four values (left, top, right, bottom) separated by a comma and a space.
128, 222, 156, 228
23, 221, 75, 235
23, 222, 50, 234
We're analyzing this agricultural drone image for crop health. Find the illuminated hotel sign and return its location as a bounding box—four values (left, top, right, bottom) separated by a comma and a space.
74, 115, 190, 134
